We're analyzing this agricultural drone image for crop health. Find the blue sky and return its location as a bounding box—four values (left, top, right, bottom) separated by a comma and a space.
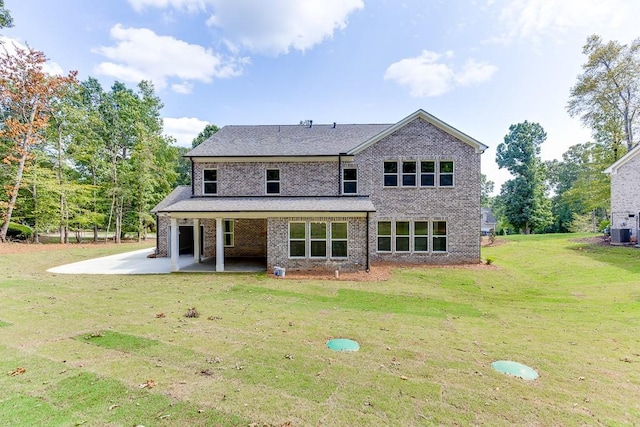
3, 0, 640, 192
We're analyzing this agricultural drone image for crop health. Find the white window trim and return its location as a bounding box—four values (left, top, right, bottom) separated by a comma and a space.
266, 168, 281, 195
310, 221, 328, 258
420, 161, 436, 188
223, 219, 234, 247
377, 221, 393, 252
401, 161, 418, 188
288, 221, 306, 258
383, 161, 399, 187
432, 221, 448, 252
202, 168, 217, 195
342, 168, 358, 195
438, 161, 455, 188
330, 222, 348, 259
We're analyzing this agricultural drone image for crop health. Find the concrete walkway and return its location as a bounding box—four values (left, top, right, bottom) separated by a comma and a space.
47, 248, 184, 275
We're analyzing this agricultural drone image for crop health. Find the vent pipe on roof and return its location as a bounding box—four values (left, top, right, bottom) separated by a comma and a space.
309, 120, 313, 128
333, 122, 336, 128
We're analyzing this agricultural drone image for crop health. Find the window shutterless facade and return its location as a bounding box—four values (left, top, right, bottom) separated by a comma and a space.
384, 160, 454, 188
203, 169, 217, 195
377, 220, 447, 253
402, 161, 417, 186
420, 161, 435, 187
342, 168, 358, 194
288, 221, 349, 259
266, 169, 280, 194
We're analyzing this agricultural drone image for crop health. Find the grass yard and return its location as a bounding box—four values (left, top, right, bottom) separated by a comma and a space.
0, 234, 639, 425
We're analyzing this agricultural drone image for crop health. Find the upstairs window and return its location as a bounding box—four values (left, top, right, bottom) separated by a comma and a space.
203, 169, 217, 195
343, 168, 358, 194
420, 161, 435, 187
383, 162, 398, 187
266, 169, 280, 194
402, 161, 417, 186
439, 162, 454, 187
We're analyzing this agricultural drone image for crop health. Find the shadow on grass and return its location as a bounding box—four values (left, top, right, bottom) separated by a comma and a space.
568, 240, 640, 274
230, 285, 481, 318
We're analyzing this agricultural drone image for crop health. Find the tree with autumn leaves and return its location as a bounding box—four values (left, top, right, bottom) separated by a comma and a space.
0, 44, 77, 242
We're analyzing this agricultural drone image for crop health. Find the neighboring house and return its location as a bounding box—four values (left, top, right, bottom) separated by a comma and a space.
604, 144, 640, 244
481, 207, 497, 235
152, 109, 488, 272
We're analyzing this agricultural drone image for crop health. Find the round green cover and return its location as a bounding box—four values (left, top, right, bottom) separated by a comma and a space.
491, 360, 539, 380
326, 338, 360, 352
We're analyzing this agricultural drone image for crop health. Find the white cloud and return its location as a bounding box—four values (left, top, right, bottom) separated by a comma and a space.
493, 0, 639, 43
384, 50, 497, 97
93, 24, 246, 92
0, 36, 65, 76
206, 0, 364, 55
128, 0, 209, 12
163, 117, 210, 147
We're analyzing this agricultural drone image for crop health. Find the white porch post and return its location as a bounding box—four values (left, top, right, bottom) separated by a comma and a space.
193, 218, 200, 264
170, 218, 179, 272
216, 217, 224, 272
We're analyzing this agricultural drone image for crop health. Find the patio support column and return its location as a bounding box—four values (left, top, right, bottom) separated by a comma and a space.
193, 218, 200, 264
170, 217, 179, 272
216, 217, 224, 272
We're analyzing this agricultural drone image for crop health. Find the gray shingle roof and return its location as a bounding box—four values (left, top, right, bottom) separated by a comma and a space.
153, 192, 375, 214
151, 186, 191, 213
186, 123, 392, 157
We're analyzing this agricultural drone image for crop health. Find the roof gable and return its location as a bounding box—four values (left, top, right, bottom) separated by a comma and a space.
604, 143, 640, 175
348, 109, 488, 155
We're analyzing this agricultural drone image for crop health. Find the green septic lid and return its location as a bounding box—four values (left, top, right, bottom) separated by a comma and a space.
327, 338, 360, 352
491, 360, 539, 380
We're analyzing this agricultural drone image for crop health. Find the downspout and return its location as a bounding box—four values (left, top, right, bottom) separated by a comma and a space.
366, 211, 370, 272
190, 158, 195, 195
155, 214, 159, 255
338, 153, 343, 195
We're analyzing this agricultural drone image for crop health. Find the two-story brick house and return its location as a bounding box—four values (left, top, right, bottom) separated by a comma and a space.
152, 109, 488, 272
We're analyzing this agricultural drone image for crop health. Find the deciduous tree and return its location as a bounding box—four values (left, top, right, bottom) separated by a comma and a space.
496, 121, 552, 234
0, 45, 76, 241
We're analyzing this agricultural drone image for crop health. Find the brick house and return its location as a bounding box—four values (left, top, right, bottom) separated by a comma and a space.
604, 144, 640, 243
152, 109, 488, 272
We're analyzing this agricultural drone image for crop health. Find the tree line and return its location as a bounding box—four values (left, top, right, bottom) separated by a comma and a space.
485, 34, 640, 235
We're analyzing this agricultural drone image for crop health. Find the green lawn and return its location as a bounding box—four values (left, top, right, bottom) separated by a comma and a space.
1, 235, 639, 425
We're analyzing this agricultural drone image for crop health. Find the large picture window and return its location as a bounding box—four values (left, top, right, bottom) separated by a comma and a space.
289, 222, 306, 257
310, 222, 327, 258
377, 221, 392, 252
343, 168, 358, 194
331, 222, 348, 258
203, 169, 217, 195
266, 169, 280, 194
433, 221, 447, 252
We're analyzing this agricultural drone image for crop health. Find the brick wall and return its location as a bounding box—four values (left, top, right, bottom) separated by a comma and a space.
225, 219, 267, 257
610, 154, 640, 240
267, 217, 367, 271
